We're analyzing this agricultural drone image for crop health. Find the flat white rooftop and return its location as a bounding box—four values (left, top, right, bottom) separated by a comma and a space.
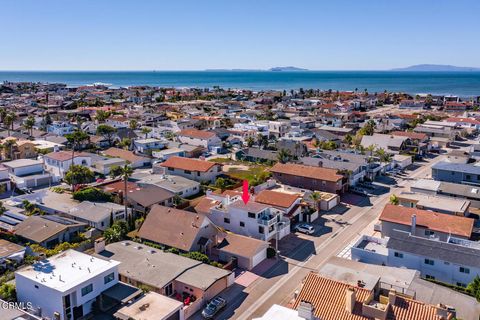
252, 304, 305, 320
16, 249, 120, 292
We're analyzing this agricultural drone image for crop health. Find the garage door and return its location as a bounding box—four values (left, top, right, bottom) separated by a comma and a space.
37, 177, 52, 186
252, 249, 267, 269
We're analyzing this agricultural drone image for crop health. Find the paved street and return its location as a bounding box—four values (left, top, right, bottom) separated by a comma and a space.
191, 153, 447, 320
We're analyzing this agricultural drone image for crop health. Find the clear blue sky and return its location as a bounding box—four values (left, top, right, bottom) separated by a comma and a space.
1, 0, 479, 71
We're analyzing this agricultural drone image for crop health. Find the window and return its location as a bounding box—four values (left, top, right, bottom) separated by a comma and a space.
425, 274, 435, 280
424, 258, 434, 266
457, 282, 467, 288
394, 252, 403, 258
466, 175, 471, 180
168, 167, 174, 171
248, 212, 256, 219
425, 230, 435, 236
258, 226, 264, 234
459, 267, 470, 274
165, 283, 173, 296
224, 218, 230, 224
104, 272, 115, 284
240, 221, 245, 227
81, 284, 93, 296
184, 170, 191, 174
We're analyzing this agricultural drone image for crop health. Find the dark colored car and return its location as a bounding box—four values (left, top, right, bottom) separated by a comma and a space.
201, 296, 227, 319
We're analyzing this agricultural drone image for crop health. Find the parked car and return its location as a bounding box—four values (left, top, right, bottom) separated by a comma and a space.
295, 223, 315, 235
202, 296, 227, 319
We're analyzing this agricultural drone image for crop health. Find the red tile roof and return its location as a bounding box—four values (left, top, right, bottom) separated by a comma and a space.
255, 190, 300, 208
293, 272, 452, 320
379, 204, 474, 238
270, 162, 343, 182
446, 117, 480, 125
160, 156, 219, 172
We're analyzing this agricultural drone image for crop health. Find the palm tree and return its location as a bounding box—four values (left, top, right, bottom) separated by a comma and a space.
141, 127, 151, 139
246, 136, 255, 147
3, 113, 15, 136
118, 165, 133, 217
366, 144, 376, 157
65, 130, 90, 165
24, 116, 35, 137
3, 139, 17, 160
277, 148, 291, 164
375, 148, 392, 163
309, 191, 321, 213
129, 119, 139, 131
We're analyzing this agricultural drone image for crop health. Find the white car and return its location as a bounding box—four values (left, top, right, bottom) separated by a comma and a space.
295, 224, 315, 235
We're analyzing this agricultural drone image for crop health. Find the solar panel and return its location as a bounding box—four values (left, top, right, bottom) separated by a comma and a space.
42, 215, 77, 226
0, 216, 19, 225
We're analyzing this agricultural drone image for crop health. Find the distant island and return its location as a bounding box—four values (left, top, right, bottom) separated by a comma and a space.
392, 64, 480, 72
269, 66, 308, 72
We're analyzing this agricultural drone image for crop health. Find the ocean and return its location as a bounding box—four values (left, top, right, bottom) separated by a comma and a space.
1, 71, 480, 96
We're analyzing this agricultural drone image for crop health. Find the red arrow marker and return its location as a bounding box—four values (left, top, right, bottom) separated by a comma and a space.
242, 180, 250, 204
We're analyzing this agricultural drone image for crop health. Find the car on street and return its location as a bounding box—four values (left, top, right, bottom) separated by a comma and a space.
295, 223, 315, 235
202, 296, 227, 319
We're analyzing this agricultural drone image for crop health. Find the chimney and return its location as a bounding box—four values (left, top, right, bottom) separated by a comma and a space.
298, 301, 315, 320
345, 288, 356, 313
388, 290, 396, 305
94, 237, 106, 254
411, 214, 416, 235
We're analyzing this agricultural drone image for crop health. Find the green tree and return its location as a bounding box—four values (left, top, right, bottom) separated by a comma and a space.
467, 275, 480, 301
246, 136, 255, 147
277, 148, 292, 164
129, 119, 139, 130
3, 112, 16, 136
0, 283, 16, 301
389, 194, 399, 205
344, 134, 353, 146
65, 130, 90, 162
375, 147, 392, 163
309, 191, 321, 212
141, 127, 151, 139
104, 221, 129, 243
118, 138, 132, 150
95, 110, 111, 123
3, 139, 17, 160
23, 115, 35, 136
215, 177, 227, 191
64, 165, 95, 191
96, 124, 117, 146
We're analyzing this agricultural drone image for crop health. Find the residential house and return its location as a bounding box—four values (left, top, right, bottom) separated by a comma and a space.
360, 133, 409, 154
67, 201, 128, 231
127, 185, 175, 214
396, 192, 470, 216
131, 172, 200, 198
281, 272, 454, 320
14, 215, 87, 248
0, 138, 37, 160
47, 121, 75, 136
0, 239, 26, 271
378, 204, 474, 241
270, 162, 345, 194
95, 240, 233, 319
137, 205, 218, 253
195, 191, 290, 242
15, 250, 120, 320
133, 138, 167, 155
3, 159, 55, 189
91, 157, 127, 175
103, 147, 151, 168
301, 156, 366, 186
43, 151, 92, 178
432, 161, 480, 185
254, 189, 304, 223
177, 129, 222, 151
160, 156, 222, 183
213, 233, 268, 270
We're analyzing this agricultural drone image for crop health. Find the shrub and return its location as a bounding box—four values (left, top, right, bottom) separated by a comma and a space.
181, 251, 210, 263
73, 187, 113, 202
210, 261, 224, 268
267, 247, 277, 259
0, 283, 16, 301
166, 247, 179, 255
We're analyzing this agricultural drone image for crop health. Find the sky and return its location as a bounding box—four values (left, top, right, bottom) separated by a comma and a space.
1, 0, 479, 71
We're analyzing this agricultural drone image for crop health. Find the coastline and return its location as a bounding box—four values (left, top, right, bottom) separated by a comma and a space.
1, 70, 480, 96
